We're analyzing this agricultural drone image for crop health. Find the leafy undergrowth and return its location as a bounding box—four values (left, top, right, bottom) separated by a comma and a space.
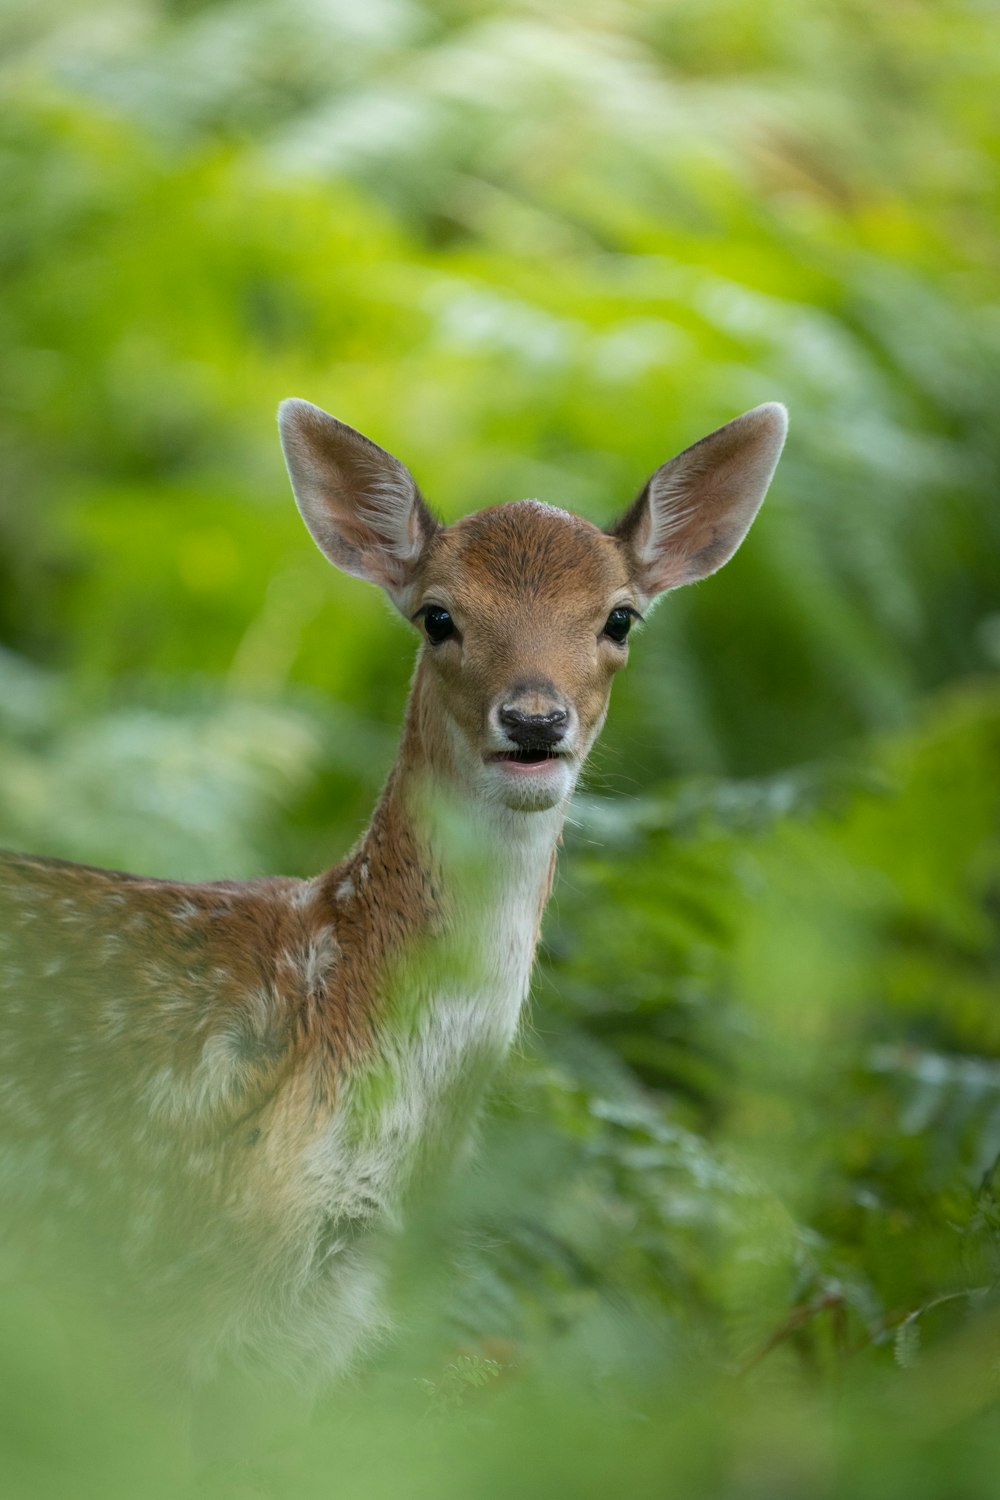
2, 676, 998, 1498
3, 0, 1000, 1491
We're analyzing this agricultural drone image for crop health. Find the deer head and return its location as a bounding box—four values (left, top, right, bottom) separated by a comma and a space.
278, 398, 787, 813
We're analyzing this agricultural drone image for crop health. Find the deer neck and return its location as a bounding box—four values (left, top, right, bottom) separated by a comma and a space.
321, 667, 564, 1196
356, 664, 565, 1027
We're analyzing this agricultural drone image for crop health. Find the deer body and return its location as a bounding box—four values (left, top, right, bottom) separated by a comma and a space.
0, 398, 787, 1379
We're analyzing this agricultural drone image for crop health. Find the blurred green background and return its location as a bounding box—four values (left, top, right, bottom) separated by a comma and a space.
2, 0, 1000, 1495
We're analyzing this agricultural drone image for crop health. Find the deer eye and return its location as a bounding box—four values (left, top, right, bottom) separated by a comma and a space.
603, 607, 635, 644
422, 606, 455, 645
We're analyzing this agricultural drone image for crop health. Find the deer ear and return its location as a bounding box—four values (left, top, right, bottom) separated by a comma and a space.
609, 403, 787, 603
278, 398, 438, 611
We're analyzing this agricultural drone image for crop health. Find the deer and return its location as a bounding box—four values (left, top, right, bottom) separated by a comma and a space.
0, 397, 786, 1383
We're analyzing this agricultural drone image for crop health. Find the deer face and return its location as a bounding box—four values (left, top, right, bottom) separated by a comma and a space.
278, 398, 787, 813
407, 502, 635, 810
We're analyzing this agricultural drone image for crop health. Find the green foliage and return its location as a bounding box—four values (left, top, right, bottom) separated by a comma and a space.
1, 0, 999, 1494
418, 1354, 504, 1415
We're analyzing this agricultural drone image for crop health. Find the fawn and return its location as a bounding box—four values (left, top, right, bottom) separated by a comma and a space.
0, 397, 786, 1380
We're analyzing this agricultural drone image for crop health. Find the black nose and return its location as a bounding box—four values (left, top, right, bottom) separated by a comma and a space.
498, 705, 569, 747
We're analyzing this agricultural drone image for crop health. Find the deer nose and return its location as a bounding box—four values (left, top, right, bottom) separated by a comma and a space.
498, 705, 569, 747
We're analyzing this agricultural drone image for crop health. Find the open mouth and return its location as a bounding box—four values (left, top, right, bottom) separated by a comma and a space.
491, 746, 563, 767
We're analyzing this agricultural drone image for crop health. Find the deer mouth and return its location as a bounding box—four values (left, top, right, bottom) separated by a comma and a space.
486, 743, 572, 805
491, 746, 564, 767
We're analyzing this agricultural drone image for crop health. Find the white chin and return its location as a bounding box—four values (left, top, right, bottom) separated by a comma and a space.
482, 757, 573, 811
